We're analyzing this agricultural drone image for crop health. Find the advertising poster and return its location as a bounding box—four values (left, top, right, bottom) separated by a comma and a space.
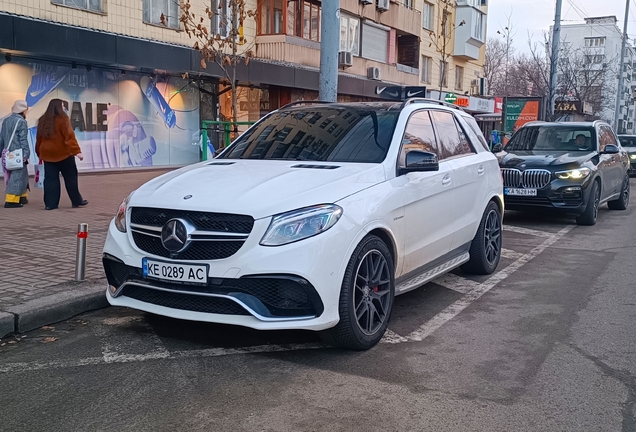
503, 97, 544, 133
0, 58, 200, 171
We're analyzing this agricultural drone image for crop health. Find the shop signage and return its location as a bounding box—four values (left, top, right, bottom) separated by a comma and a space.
468, 97, 494, 113
555, 101, 580, 112
444, 92, 457, 103
502, 97, 545, 133
375, 86, 403, 100
454, 97, 470, 107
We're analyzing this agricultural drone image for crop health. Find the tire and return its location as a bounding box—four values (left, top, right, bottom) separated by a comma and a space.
321, 235, 395, 350
461, 201, 502, 275
576, 180, 600, 226
608, 174, 630, 210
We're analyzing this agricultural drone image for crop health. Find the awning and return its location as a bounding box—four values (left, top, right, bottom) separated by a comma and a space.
474, 112, 502, 122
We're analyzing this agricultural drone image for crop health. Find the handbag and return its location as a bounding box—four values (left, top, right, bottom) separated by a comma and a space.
4, 120, 23, 171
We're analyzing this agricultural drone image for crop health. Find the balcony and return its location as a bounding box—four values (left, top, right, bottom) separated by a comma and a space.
453, 3, 486, 60
255, 34, 420, 85
340, 0, 421, 36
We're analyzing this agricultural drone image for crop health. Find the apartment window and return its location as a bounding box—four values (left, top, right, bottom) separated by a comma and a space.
422, 2, 433, 30
403, 0, 413, 9
440, 61, 448, 87
362, 23, 389, 63
443, 11, 451, 37
259, 0, 320, 41
421, 56, 432, 83
143, 0, 180, 29
340, 15, 360, 56
585, 37, 606, 47
211, 0, 232, 38
472, 10, 485, 41
455, 66, 464, 90
52, 0, 102, 13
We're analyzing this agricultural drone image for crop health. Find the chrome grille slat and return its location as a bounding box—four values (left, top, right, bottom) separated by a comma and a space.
501, 168, 551, 189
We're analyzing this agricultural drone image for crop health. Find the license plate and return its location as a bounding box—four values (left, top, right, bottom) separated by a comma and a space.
142, 258, 208, 284
505, 188, 538, 196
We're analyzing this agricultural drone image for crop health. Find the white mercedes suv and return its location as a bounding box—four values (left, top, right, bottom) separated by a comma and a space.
103, 99, 504, 350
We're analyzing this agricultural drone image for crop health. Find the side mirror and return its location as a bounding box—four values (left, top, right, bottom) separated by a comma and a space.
400, 150, 439, 175
491, 143, 503, 153
602, 144, 620, 155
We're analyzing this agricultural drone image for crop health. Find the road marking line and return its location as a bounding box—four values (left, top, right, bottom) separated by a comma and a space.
380, 329, 408, 344
503, 225, 553, 238
0, 343, 327, 373
501, 248, 525, 260
95, 315, 170, 363
433, 273, 481, 294
405, 225, 575, 342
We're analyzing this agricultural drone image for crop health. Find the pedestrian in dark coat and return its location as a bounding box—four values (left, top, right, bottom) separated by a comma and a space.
1, 100, 30, 208
35, 99, 87, 210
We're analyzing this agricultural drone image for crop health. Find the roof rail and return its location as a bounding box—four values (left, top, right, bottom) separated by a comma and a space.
401, 97, 464, 111
280, 100, 333, 109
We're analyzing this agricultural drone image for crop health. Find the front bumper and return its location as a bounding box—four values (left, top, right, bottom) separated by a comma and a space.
103, 215, 361, 331
503, 178, 592, 213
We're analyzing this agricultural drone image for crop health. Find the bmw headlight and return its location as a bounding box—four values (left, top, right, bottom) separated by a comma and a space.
556, 168, 591, 180
260, 204, 343, 246
114, 193, 133, 233
630, 154, 636, 160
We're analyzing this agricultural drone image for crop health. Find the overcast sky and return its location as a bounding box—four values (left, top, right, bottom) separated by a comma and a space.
487, 0, 636, 51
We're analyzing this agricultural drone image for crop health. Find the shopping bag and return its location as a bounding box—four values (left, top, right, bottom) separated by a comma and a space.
34, 163, 44, 189
5, 148, 23, 171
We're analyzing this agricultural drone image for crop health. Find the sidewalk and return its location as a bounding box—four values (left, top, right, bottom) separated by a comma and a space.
0, 169, 172, 336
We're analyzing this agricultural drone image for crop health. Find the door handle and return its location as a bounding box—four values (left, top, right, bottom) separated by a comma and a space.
477, 165, 485, 175
442, 174, 452, 186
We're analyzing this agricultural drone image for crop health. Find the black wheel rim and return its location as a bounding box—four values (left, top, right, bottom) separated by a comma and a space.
354, 250, 391, 336
623, 177, 630, 204
593, 185, 600, 219
484, 209, 501, 265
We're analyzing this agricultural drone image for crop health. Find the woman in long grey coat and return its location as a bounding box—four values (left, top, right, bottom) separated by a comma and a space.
1, 100, 30, 208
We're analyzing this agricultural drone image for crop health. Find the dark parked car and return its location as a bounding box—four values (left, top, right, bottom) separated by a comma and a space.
495, 121, 630, 225
617, 134, 636, 176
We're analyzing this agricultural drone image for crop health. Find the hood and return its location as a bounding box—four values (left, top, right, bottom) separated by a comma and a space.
128, 160, 386, 219
498, 150, 594, 169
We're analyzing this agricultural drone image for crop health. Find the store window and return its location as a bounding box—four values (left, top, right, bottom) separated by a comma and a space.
211, 0, 232, 38
340, 14, 361, 56
143, 0, 180, 29
259, 0, 321, 41
52, 0, 102, 13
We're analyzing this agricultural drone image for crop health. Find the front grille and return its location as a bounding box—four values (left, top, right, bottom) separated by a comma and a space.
502, 168, 551, 189
130, 207, 253, 260
131, 207, 254, 233
132, 232, 245, 260
103, 257, 323, 317
120, 285, 251, 315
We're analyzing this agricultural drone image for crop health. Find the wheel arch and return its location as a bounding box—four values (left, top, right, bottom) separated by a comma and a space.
367, 227, 398, 269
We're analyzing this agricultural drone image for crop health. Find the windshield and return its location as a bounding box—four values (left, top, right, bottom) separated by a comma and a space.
219, 107, 399, 163
505, 126, 596, 152
619, 136, 636, 148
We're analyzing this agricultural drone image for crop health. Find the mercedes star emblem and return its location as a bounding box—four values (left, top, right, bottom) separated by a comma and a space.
161, 219, 189, 252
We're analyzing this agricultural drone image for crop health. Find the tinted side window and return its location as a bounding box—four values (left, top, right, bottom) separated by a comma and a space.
454, 118, 476, 156
462, 115, 489, 151
430, 111, 467, 159
598, 126, 616, 151
401, 111, 440, 161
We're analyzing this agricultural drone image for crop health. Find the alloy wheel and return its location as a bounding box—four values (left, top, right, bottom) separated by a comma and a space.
623, 177, 630, 204
484, 209, 502, 265
593, 185, 601, 219
354, 250, 391, 336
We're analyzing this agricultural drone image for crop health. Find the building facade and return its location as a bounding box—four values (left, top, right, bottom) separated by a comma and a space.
0, 0, 491, 171
557, 16, 635, 134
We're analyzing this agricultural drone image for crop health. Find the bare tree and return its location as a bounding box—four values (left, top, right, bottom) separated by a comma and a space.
484, 38, 507, 95
427, 0, 465, 97
179, 0, 255, 129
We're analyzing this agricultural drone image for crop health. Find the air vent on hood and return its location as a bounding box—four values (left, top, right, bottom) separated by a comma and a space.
207, 161, 236, 166
291, 164, 340, 170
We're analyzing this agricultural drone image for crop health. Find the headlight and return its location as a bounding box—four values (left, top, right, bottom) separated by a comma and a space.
260, 204, 343, 246
114, 193, 133, 233
556, 168, 591, 180
630, 154, 636, 160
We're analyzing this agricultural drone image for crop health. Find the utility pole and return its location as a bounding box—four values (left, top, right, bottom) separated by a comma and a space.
614, 0, 630, 133
548, 0, 563, 119
319, 0, 339, 102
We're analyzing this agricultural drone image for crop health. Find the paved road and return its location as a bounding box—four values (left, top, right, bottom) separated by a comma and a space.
1, 190, 635, 432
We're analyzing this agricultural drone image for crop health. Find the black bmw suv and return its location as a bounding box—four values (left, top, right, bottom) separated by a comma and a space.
495, 121, 630, 225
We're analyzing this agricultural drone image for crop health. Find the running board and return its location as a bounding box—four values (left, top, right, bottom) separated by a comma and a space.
395, 252, 470, 295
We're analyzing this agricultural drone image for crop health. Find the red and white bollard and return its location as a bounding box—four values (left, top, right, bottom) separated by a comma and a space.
75, 223, 88, 281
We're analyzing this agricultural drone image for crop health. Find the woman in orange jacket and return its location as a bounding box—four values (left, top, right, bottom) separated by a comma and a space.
35, 99, 88, 210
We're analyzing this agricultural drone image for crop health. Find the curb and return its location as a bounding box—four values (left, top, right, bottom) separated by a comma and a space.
0, 280, 109, 338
